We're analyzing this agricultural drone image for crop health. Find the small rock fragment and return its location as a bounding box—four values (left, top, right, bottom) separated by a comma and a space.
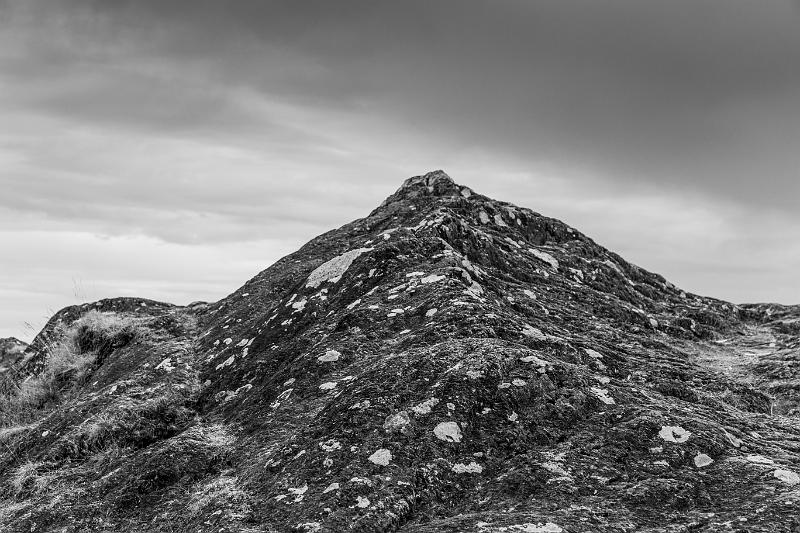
322, 482, 340, 494
317, 350, 341, 363
590, 386, 615, 405
694, 453, 714, 468
658, 425, 691, 443
368, 448, 392, 466
355, 496, 371, 508
774, 469, 800, 485
452, 461, 483, 474
433, 421, 463, 443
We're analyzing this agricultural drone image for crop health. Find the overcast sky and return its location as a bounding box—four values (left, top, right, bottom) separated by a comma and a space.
2, 0, 799, 341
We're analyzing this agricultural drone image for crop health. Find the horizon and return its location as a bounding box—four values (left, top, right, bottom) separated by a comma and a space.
2, 0, 800, 342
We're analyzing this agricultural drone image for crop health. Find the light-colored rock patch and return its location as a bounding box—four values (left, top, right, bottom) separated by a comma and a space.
412, 398, 440, 416
694, 453, 714, 468
774, 469, 800, 485
590, 387, 615, 405
434, 421, 463, 443
306, 248, 373, 288
659, 425, 691, 443
368, 448, 392, 466
530, 249, 559, 269
317, 349, 341, 363
452, 461, 483, 474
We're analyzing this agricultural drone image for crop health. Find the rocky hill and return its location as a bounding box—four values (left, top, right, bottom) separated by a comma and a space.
1, 171, 799, 532
0, 337, 27, 373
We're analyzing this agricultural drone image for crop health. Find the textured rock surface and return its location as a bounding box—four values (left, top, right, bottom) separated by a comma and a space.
1, 170, 799, 532
0, 337, 27, 372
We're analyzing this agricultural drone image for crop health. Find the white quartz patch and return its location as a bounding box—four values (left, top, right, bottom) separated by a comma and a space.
590, 387, 615, 405
530, 249, 559, 270
291, 298, 307, 313
522, 325, 547, 340
317, 350, 341, 363
368, 448, 392, 466
746, 454, 774, 465
434, 421, 463, 442
694, 453, 713, 468
306, 248, 372, 288
584, 348, 603, 359
215, 356, 235, 371
452, 461, 483, 474
355, 496, 371, 508
659, 425, 691, 443
501, 523, 563, 533
774, 469, 800, 485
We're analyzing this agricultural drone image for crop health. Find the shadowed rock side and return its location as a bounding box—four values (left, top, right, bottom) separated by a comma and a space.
1, 170, 799, 532
0, 338, 27, 373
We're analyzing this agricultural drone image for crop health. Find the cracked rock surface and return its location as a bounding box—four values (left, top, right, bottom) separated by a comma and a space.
1, 171, 799, 532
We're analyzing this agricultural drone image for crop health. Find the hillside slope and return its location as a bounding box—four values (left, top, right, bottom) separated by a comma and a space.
1, 171, 799, 532
0, 338, 27, 373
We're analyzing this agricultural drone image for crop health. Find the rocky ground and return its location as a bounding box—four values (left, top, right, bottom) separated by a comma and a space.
0, 337, 27, 373
1, 171, 798, 532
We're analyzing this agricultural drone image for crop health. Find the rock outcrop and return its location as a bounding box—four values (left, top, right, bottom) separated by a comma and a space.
0, 337, 27, 373
1, 171, 799, 532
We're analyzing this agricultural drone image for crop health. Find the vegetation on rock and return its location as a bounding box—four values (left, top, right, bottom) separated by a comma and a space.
0, 171, 798, 532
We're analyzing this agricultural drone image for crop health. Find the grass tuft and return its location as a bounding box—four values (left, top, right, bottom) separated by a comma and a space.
0, 311, 140, 424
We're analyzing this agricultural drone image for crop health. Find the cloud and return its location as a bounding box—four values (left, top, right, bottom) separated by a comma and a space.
0, 228, 300, 340
1, 0, 799, 340
5, 0, 799, 209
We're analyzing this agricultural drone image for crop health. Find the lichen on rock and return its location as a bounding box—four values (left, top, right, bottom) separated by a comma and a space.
2, 171, 799, 533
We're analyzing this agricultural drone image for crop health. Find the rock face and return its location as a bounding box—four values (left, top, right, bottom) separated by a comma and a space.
0, 337, 27, 372
1, 170, 800, 532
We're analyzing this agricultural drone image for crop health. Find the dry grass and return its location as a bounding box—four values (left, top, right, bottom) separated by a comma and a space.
10, 461, 53, 495
188, 475, 250, 517
0, 423, 32, 443
0, 311, 140, 424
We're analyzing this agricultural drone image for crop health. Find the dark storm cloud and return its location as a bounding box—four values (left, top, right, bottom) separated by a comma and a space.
20, 0, 800, 207
5, 0, 800, 211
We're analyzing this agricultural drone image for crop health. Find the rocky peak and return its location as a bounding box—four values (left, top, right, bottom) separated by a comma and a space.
1, 172, 799, 533
379, 169, 473, 207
